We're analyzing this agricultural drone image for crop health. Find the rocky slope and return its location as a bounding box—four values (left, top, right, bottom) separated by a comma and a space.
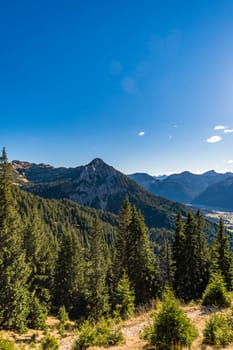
12, 158, 188, 230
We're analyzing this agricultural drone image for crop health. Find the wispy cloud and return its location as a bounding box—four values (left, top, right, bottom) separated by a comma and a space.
121, 77, 137, 94
214, 125, 226, 130
227, 160, 233, 164
138, 131, 145, 137
206, 135, 222, 143
224, 129, 233, 133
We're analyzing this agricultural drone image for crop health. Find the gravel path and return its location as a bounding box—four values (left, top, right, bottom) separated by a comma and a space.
59, 335, 76, 350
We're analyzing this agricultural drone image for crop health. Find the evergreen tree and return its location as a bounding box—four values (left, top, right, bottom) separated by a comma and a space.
144, 289, 197, 350
194, 210, 210, 296
55, 229, 86, 318
126, 207, 156, 305
114, 272, 135, 320
113, 196, 132, 283
202, 271, 231, 308
173, 211, 210, 300
86, 214, 109, 321
210, 218, 233, 290
158, 230, 174, 293
172, 212, 186, 299
0, 148, 30, 332
24, 206, 56, 307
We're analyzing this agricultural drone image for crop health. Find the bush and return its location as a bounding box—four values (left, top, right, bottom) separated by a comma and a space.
72, 318, 124, 350
202, 271, 231, 308
143, 289, 197, 350
203, 313, 233, 347
0, 338, 15, 350
40, 335, 59, 350
28, 296, 48, 330
58, 305, 69, 323
58, 305, 69, 335
114, 272, 135, 320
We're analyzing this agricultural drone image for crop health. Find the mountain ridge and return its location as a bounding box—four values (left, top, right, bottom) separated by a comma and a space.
129, 170, 233, 207
12, 158, 189, 231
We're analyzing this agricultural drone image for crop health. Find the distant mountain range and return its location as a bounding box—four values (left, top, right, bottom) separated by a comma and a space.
129, 170, 233, 210
12, 159, 188, 231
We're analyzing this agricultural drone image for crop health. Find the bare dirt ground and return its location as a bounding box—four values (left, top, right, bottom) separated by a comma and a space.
88, 312, 150, 350
3, 305, 233, 350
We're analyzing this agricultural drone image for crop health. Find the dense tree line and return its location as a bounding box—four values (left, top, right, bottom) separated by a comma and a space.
0, 148, 233, 332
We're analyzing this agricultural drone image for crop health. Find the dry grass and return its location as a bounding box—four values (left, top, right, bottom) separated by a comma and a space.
1, 304, 233, 350
88, 304, 233, 350
0, 317, 76, 350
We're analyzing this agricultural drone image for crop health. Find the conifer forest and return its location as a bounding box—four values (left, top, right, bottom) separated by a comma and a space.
1, 147, 233, 350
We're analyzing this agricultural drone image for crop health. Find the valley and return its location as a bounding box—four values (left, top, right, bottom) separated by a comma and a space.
190, 205, 233, 232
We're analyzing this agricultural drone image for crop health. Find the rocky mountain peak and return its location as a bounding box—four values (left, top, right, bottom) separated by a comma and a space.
87, 158, 106, 169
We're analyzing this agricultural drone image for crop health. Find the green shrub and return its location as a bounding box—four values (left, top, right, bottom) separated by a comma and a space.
202, 271, 231, 308
58, 305, 69, 335
114, 272, 135, 320
143, 289, 197, 350
58, 305, 69, 324
203, 313, 233, 347
40, 335, 59, 350
0, 338, 16, 350
72, 318, 124, 350
28, 296, 48, 330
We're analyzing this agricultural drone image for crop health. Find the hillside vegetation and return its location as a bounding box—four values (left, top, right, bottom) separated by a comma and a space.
1, 148, 233, 350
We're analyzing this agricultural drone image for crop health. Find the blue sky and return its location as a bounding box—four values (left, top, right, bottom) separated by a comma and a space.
1, 0, 233, 175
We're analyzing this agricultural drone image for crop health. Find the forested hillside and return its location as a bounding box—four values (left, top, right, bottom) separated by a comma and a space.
1, 147, 233, 348
13, 159, 189, 231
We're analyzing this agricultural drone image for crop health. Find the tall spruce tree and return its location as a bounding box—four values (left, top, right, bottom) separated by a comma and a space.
86, 214, 109, 320
0, 148, 30, 332
158, 230, 174, 293
173, 211, 209, 300
55, 229, 86, 318
172, 212, 186, 299
113, 196, 132, 283
24, 207, 56, 307
126, 206, 156, 305
194, 210, 210, 296
210, 218, 233, 290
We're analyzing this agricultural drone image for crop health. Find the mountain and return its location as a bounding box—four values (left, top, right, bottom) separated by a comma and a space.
128, 173, 156, 190
129, 170, 233, 204
13, 158, 189, 230
192, 177, 233, 210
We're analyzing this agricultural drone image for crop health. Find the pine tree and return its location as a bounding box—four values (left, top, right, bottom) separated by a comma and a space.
144, 289, 197, 349
173, 211, 210, 301
126, 207, 156, 305
86, 214, 109, 321
158, 230, 174, 293
202, 271, 231, 307
114, 272, 135, 320
172, 212, 186, 299
194, 210, 210, 296
113, 196, 132, 283
210, 218, 233, 290
24, 206, 56, 307
0, 148, 30, 332
55, 229, 86, 318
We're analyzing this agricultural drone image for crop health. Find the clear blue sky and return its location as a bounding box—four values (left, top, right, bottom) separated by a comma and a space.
1, 0, 233, 175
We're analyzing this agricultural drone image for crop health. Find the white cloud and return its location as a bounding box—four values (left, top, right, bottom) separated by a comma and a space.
121, 77, 137, 94
214, 125, 226, 130
227, 160, 233, 164
206, 135, 222, 143
138, 131, 145, 137
224, 129, 233, 133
